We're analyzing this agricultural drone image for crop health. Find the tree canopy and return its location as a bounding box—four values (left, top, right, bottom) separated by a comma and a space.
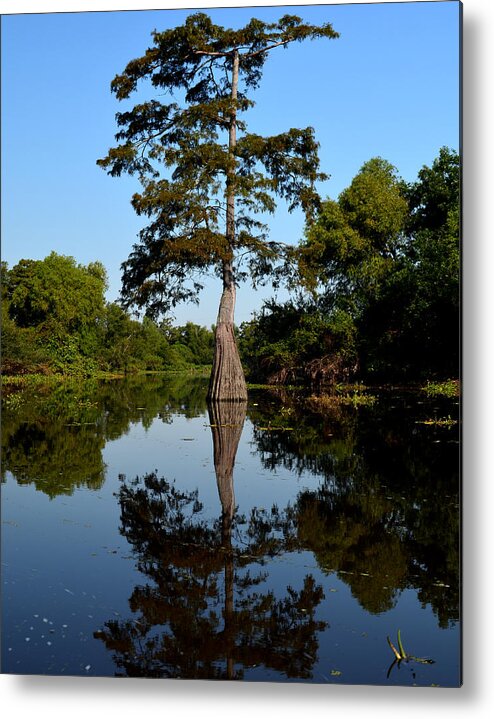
6, 252, 107, 334
98, 13, 339, 315
240, 147, 460, 383
2, 253, 215, 376
98, 12, 339, 399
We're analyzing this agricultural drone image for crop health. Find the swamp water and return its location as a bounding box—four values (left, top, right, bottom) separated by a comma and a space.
1, 374, 460, 685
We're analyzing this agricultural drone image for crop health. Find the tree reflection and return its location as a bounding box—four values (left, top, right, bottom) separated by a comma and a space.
2, 419, 106, 498
1, 373, 208, 497
249, 390, 459, 627
95, 401, 326, 680
208, 401, 243, 679
3, 374, 459, 636
296, 486, 408, 614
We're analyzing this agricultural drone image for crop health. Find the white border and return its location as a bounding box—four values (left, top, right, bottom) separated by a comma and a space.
2, 1, 493, 717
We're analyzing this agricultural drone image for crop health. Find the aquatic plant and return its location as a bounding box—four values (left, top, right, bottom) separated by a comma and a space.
386, 630, 435, 679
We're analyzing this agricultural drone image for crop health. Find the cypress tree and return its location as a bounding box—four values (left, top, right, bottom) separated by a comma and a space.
98, 12, 338, 400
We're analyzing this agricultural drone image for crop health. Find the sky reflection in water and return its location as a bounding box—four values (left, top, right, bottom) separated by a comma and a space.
1, 375, 460, 685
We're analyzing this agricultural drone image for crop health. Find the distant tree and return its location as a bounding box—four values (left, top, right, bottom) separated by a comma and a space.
298, 150, 459, 379
174, 322, 214, 365
401, 147, 460, 376
239, 299, 357, 385
7, 253, 107, 334
6, 253, 107, 372
406, 146, 460, 234
300, 157, 408, 309
100, 303, 164, 372
98, 12, 339, 400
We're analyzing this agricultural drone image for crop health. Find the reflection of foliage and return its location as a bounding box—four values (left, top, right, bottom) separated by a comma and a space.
2, 378, 106, 497
249, 389, 358, 478
1, 373, 208, 497
97, 372, 209, 435
3, 421, 106, 498
296, 486, 408, 614
95, 471, 325, 680
3, 373, 459, 639
247, 389, 460, 627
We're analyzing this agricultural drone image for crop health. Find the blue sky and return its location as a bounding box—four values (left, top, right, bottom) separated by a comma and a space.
1, 1, 460, 326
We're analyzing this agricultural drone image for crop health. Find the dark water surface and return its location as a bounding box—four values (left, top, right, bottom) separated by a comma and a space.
1, 374, 460, 685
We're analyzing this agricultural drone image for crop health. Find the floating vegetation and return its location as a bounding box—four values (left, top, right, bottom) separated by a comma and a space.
257, 426, 294, 432
422, 379, 460, 399
246, 383, 302, 391
307, 390, 376, 410
206, 423, 244, 428
416, 416, 458, 427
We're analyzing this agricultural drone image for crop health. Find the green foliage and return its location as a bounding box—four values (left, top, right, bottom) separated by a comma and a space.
7, 252, 107, 334
406, 146, 460, 234
245, 155, 413, 385
422, 379, 460, 399
252, 147, 460, 385
98, 12, 339, 317
3, 253, 107, 375
239, 300, 358, 385
306, 391, 376, 409
45, 335, 99, 376
1, 302, 51, 374
357, 150, 460, 379
338, 158, 408, 252
399, 151, 460, 377
162, 321, 214, 366
2, 254, 215, 377
301, 157, 408, 307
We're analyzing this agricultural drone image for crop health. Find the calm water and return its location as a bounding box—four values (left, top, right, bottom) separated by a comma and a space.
1, 374, 460, 685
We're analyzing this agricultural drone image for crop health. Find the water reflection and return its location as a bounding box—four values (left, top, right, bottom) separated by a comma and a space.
94, 401, 326, 680
2, 376, 459, 682
251, 392, 459, 628
1, 374, 208, 496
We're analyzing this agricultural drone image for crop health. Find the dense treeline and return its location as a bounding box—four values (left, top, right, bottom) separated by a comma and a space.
1, 253, 214, 376
2, 147, 458, 384
238, 147, 460, 384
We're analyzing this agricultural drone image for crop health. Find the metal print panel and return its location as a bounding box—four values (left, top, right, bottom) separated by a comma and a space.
1, 1, 461, 686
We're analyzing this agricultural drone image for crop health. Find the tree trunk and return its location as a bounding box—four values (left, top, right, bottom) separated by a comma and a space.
208, 400, 246, 523
208, 400, 246, 678
208, 263, 247, 401
208, 49, 247, 402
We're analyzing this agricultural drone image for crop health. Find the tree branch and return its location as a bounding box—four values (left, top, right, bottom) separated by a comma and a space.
244, 39, 292, 59
191, 49, 231, 58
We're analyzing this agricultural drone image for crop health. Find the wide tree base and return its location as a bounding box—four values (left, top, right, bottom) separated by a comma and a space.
207, 322, 248, 402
